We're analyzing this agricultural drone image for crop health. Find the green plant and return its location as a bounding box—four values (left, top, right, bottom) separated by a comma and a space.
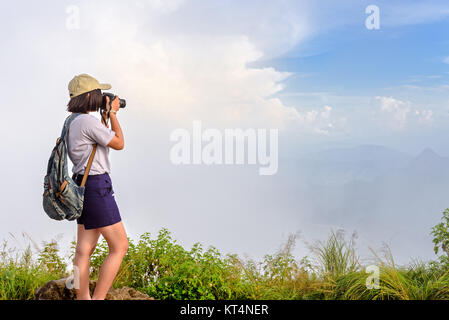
431, 208, 449, 258
116, 229, 247, 300
310, 230, 359, 279
3, 225, 449, 300
37, 240, 66, 275
0, 243, 66, 300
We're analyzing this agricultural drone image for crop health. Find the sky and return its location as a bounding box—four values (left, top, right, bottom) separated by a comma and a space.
0, 0, 449, 265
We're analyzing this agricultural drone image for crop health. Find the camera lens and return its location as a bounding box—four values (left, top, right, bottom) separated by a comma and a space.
102, 93, 126, 109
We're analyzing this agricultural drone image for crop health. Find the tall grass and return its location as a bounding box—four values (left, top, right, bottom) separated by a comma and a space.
0, 238, 67, 300
1, 228, 449, 300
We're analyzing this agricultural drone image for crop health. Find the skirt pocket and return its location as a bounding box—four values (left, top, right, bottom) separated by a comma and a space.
97, 178, 113, 197
84, 178, 113, 199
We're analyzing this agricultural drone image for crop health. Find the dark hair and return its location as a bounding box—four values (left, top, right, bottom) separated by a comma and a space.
67, 89, 103, 113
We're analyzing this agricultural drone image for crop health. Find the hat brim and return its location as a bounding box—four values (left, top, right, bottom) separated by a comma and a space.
98, 83, 112, 90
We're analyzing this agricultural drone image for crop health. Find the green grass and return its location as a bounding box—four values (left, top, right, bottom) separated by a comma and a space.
1, 228, 449, 300
0, 238, 67, 300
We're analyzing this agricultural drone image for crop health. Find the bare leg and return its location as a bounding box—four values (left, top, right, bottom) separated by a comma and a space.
92, 221, 128, 300
73, 224, 101, 300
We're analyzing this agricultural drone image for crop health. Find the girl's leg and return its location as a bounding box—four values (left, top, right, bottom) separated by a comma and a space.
92, 221, 128, 300
73, 224, 101, 300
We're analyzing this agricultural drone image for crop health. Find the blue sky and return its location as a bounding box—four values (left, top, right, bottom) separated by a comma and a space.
248, 3, 449, 155
268, 19, 449, 94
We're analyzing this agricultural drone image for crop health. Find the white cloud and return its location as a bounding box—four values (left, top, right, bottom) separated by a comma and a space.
415, 109, 433, 123
5, 0, 445, 139
376, 96, 434, 130
444, 56, 449, 65
377, 96, 410, 130
0, 0, 346, 135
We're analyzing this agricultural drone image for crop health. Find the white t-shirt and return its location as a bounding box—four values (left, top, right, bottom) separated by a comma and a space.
67, 113, 116, 175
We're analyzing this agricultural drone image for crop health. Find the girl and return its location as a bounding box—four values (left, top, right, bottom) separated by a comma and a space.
66, 74, 128, 300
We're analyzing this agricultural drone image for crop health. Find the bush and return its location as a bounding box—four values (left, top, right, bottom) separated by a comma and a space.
3, 224, 449, 300
0, 240, 67, 300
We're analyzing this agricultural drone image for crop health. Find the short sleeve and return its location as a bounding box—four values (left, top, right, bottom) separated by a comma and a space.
85, 115, 116, 147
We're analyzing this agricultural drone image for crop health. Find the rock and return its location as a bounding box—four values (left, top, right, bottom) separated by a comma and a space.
105, 287, 154, 300
34, 278, 154, 300
34, 278, 92, 300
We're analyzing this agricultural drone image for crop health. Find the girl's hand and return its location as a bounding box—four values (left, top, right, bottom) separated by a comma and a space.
110, 95, 120, 112
101, 95, 120, 126
104, 95, 120, 113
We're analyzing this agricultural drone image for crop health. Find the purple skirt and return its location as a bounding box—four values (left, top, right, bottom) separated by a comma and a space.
74, 173, 122, 230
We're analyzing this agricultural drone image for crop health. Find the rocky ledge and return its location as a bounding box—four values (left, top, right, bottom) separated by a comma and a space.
34, 278, 155, 300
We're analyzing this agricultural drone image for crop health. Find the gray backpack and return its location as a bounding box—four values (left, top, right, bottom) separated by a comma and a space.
43, 113, 97, 220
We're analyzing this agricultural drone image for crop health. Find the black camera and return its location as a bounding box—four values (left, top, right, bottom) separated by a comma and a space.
102, 92, 126, 109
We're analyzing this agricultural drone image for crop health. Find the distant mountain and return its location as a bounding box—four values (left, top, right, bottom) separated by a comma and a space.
276, 146, 449, 263
407, 148, 449, 175
291, 145, 412, 186
306, 145, 411, 166
372, 148, 449, 197
298, 146, 449, 234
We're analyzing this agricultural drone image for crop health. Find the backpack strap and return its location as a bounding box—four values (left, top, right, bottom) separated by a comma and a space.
80, 144, 97, 187
60, 113, 97, 187
60, 113, 82, 142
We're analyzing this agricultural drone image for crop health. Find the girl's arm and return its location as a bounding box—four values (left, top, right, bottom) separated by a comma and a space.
104, 95, 125, 150
108, 112, 124, 150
